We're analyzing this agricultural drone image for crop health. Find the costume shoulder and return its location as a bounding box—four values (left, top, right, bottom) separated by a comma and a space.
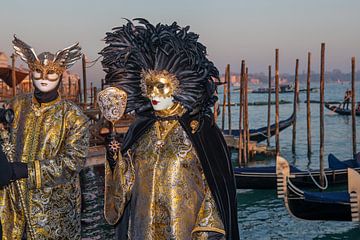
9, 93, 32, 109
61, 99, 89, 123
121, 114, 155, 154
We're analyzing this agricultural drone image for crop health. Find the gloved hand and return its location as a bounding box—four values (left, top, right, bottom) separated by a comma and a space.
0, 145, 28, 187
105, 132, 122, 171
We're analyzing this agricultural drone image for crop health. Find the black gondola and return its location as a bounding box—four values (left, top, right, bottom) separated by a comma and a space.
325, 103, 360, 116
234, 153, 360, 189
223, 112, 295, 143
276, 156, 360, 222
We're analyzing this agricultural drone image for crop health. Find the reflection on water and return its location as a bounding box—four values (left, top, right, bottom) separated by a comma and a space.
219, 82, 360, 239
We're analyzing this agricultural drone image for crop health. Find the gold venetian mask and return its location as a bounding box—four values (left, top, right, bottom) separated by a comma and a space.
141, 70, 179, 99
13, 35, 81, 82
30, 58, 64, 81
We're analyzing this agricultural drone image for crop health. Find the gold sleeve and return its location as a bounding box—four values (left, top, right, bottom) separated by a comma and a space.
192, 186, 226, 239
104, 150, 135, 225
27, 111, 90, 189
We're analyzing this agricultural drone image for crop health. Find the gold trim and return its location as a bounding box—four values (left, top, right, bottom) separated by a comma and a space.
190, 120, 199, 134
191, 226, 226, 235
34, 160, 41, 189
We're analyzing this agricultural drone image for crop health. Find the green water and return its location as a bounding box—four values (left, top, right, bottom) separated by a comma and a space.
221, 82, 360, 239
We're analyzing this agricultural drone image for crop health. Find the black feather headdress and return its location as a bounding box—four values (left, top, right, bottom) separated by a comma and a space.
100, 18, 219, 115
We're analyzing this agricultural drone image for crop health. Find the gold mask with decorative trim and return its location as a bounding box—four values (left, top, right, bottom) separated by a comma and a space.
141, 70, 179, 99
13, 35, 82, 82
29, 58, 65, 81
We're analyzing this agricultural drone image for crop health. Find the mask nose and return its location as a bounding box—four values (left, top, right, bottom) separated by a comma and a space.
150, 87, 161, 98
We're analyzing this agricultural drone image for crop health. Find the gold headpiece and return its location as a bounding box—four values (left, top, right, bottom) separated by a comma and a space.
12, 35, 81, 80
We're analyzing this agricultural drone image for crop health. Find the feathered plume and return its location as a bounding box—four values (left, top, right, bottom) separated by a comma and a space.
101, 18, 219, 115
54, 43, 82, 69
12, 35, 39, 64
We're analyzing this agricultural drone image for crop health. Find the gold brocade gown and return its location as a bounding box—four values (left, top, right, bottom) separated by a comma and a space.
105, 119, 225, 240
0, 93, 90, 240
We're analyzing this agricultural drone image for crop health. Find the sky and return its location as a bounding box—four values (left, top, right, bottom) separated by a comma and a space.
1, 0, 360, 86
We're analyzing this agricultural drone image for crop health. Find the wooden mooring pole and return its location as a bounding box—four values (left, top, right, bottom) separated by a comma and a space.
226, 64, 232, 135
221, 76, 227, 131
82, 54, 87, 109
319, 43, 325, 187
238, 60, 245, 165
68, 76, 72, 97
245, 67, 250, 162
275, 49, 280, 156
292, 59, 299, 154
90, 82, 93, 105
267, 65, 272, 147
351, 57, 357, 158
93, 87, 97, 109
245, 68, 250, 161
78, 78, 82, 103
11, 54, 17, 97
306, 52, 312, 158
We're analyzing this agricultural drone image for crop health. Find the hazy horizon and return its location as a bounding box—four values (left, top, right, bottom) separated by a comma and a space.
1, 0, 359, 87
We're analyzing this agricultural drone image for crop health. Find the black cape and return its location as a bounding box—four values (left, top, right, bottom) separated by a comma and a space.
116, 112, 240, 240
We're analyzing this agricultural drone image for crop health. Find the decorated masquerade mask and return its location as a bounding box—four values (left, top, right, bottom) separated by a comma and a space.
12, 35, 81, 91
141, 70, 180, 111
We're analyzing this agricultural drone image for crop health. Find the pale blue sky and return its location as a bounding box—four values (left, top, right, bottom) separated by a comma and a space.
1, 0, 359, 85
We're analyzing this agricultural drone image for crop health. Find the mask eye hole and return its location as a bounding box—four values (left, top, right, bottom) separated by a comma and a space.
32, 71, 42, 80
35, 68, 42, 73
47, 70, 55, 74
47, 73, 59, 81
157, 83, 165, 89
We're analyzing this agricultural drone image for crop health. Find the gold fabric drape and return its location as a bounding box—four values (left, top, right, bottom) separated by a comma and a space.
0, 93, 90, 240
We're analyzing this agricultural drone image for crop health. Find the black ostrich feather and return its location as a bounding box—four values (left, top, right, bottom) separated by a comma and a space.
100, 18, 219, 115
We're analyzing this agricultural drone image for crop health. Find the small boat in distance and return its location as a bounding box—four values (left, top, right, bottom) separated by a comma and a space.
251, 84, 318, 94
223, 112, 295, 143
325, 103, 360, 116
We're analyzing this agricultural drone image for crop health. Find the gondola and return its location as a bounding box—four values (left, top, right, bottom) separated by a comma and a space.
223, 112, 295, 143
277, 156, 360, 222
234, 153, 360, 189
325, 103, 360, 116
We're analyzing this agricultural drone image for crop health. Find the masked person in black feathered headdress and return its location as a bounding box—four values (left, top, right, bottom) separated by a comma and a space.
102, 18, 240, 240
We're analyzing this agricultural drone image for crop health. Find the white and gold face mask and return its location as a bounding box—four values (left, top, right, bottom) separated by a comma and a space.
30, 53, 63, 92
12, 35, 81, 93
141, 70, 180, 111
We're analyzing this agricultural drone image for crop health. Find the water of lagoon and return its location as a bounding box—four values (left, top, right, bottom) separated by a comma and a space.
217, 81, 360, 239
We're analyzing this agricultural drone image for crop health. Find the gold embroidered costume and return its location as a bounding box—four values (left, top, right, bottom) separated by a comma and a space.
0, 36, 89, 240
0, 94, 90, 239
105, 120, 225, 239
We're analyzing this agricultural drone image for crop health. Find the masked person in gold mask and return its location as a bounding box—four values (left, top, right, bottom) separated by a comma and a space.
101, 19, 239, 240
0, 36, 90, 240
